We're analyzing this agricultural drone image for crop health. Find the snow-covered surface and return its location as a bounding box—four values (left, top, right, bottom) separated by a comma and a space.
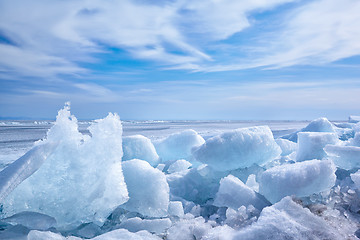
229, 197, 350, 240
259, 159, 336, 203
0, 105, 359, 239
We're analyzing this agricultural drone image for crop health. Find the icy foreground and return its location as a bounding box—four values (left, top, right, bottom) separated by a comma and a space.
1, 104, 129, 226
0, 106, 360, 239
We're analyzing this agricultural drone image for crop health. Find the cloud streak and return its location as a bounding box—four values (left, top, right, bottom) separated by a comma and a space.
0, 0, 303, 78
205, 0, 360, 71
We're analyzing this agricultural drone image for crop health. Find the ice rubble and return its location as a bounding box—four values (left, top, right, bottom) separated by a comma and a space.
192, 126, 281, 171
122, 135, 159, 166
259, 159, 336, 203
154, 129, 205, 162
206, 197, 346, 240
27, 228, 161, 240
2, 105, 360, 239
1, 104, 129, 226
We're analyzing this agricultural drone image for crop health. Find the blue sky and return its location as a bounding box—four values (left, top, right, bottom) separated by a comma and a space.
0, 0, 360, 120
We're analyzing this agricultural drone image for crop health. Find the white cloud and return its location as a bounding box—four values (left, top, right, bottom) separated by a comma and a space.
0, 44, 87, 78
1, 0, 359, 77
0, 0, 298, 78
205, 0, 360, 71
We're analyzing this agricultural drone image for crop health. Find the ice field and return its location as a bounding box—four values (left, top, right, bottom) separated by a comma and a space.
1, 104, 360, 239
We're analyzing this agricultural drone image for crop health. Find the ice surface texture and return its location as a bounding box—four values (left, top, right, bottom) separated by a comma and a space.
230, 197, 344, 240
121, 159, 169, 217
1, 104, 129, 227
192, 126, 281, 171
155, 129, 205, 162
259, 159, 336, 203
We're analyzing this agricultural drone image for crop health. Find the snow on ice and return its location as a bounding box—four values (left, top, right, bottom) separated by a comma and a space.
192, 126, 281, 171
296, 132, 338, 161
282, 117, 337, 142
0, 105, 360, 239
259, 159, 336, 203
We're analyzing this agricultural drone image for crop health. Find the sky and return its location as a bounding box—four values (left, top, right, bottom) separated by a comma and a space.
0, 0, 360, 120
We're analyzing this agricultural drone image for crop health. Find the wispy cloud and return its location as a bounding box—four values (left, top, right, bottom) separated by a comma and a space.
0, 0, 301, 78
204, 0, 360, 71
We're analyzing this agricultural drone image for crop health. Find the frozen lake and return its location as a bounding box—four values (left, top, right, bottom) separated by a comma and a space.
0, 120, 309, 169
0, 108, 358, 239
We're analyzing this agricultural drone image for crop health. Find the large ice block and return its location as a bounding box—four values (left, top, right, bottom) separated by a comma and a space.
154, 129, 205, 162
325, 145, 360, 170
283, 117, 336, 142
1, 104, 129, 227
259, 160, 336, 203
213, 175, 269, 210
121, 159, 169, 217
192, 126, 281, 171
296, 132, 338, 162
122, 135, 159, 166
